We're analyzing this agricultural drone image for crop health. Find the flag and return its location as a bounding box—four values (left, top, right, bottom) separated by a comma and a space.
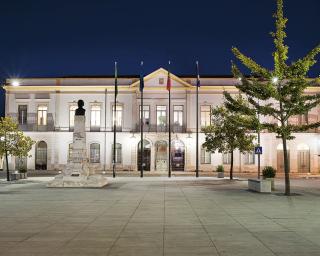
167, 71, 171, 91
140, 61, 144, 92
114, 62, 118, 97
196, 61, 201, 87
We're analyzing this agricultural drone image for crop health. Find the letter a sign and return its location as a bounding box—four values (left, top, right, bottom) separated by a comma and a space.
255, 146, 263, 155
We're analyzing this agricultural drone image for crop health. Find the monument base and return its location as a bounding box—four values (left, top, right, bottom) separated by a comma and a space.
47, 175, 108, 188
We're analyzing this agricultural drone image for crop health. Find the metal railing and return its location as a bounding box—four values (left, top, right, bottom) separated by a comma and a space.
134, 124, 186, 133
8, 113, 55, 132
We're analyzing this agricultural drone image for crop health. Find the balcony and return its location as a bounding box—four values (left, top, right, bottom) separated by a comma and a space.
134, 124, 186, 133
8, 113, 55, 132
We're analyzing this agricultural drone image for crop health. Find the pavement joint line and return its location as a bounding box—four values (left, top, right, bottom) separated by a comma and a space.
237, 190, 320, 252
177, 180, 222, 256
55, 196, 122, 254
209, 191, 278, 256
106, 183, 151, 256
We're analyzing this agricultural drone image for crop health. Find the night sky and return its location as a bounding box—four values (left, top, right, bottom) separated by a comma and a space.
0, 0, 319, 115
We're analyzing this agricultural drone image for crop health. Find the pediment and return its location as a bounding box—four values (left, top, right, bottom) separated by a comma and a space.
131, 68, 192, 89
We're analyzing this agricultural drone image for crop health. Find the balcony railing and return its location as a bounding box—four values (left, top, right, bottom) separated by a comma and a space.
8, 113, 55, 132
134, 124, 186, 133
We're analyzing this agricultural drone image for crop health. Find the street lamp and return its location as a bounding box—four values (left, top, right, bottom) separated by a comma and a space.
272, 77, 279, 84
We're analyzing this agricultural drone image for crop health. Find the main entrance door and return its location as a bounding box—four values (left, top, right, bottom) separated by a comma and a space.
137, 140, 151, 171
35, 141, 47, 170
171, 140, 185, 171
155, 141, 167, 171
297, 144, 310, 173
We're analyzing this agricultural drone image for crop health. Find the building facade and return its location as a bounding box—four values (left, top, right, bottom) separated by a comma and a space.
3, 68, 320, 174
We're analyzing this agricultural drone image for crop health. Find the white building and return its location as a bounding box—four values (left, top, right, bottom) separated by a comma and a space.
3, 68, 320, 174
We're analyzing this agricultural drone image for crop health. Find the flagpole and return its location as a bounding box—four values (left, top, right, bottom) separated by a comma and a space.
140, 61, 144, 178
112, 61, 117, 178
196, 61, 199, 178
168, 61, 171, 178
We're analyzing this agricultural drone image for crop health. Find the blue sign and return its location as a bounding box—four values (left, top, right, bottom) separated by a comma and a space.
255, 146, 263, 155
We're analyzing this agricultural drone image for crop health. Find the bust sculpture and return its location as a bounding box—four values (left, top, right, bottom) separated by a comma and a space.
75, 100, 86, 116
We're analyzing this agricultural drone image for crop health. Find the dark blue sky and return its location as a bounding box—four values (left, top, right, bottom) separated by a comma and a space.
0, 0, 319, 115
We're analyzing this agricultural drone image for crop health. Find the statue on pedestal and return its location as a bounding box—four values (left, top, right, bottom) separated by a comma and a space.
47, 100, 108, 188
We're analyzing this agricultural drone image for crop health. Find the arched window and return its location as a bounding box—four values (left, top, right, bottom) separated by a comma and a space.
112, 143, 122, 164
90, 143, 100, 163
201, 147, 211, 164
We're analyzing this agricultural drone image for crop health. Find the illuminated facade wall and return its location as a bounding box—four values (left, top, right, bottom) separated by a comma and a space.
4, 68, 320, 174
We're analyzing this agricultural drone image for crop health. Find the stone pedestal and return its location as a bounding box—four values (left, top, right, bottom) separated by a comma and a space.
48, 115, 108, 188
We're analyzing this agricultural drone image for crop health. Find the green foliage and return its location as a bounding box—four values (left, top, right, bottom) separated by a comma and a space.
216, 165, 224, 173
227, 0, 320, 195
203, 104, 256, 155
262, 166, 277, 178
203, 103, 256, 179
0, 117, 35, 172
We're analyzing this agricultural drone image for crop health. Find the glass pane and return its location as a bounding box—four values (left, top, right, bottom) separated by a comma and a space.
91, 105, 101, 126
69, 105, 77, 127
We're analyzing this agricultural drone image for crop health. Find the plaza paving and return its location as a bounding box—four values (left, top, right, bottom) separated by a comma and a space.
0, 176, 320, 256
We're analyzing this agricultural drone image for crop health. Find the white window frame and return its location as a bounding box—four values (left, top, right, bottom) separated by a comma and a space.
200, 105, 211, 128
201, 147, 211, 164
112, 104, 123, 130
173, 105, 183, 126
90, 105, 101, 128
37, 105, 48, 126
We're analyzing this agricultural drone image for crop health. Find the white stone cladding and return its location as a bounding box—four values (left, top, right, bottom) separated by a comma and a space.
3, 68, 320, 174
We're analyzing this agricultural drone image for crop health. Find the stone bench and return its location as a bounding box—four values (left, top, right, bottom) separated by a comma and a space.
248, 179, 271, 193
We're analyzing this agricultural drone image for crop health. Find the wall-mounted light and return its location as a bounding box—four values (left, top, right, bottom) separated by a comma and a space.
130, 132, 136, 139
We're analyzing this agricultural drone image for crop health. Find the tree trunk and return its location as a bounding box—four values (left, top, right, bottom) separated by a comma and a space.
282, 136, 290, 195
5, 150, 10, 182
230, 151, 234, 180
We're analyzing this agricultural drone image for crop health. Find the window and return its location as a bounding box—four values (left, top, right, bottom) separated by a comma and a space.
37, 106, 48, 126
139, 105, 150, 125
69, 105, 77, 128
157, 106, 167, 129
112, 143, 122, 164
112, 105, 123, 130
223, 153, 231, 164
159, 78, 164, 84
201, 105, 211, 127
173, 105, 183, 126
299, 112, 308, 125
90, 105, 101, 128
244, 151, 255, 165
18, 105, 27, 125
90, 143, 100, 163
201, 147, 211, 164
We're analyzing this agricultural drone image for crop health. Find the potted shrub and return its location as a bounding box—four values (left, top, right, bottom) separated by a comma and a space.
18, 166, 28, 179
262, 166, 276, 191
216, 165, 224, 178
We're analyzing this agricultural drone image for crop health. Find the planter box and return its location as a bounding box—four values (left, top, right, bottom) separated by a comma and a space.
217, 172, 224, 178
248, 179, 271, 193
265, 178, 275, 191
